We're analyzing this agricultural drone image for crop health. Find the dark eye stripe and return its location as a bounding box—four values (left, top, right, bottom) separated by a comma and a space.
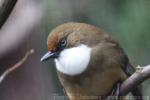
60, 39, 67, 46
57, 38, 67, 51
57, 33, 71, 51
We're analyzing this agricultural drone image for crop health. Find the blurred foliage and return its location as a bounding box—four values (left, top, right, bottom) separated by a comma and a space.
41, 0, 150, 96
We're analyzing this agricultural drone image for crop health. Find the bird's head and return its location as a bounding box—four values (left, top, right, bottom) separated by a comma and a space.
41, 22, 108, 76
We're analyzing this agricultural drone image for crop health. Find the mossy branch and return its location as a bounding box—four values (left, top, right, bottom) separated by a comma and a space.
120, 65, 150, 95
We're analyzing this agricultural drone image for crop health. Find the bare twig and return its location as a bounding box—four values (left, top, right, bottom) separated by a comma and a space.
0, 49, 34, 84
120, 65, 150, 96
0, 0, 17, 28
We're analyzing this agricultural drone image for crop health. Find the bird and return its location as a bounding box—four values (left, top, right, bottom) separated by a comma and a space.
41, 22, 142, 100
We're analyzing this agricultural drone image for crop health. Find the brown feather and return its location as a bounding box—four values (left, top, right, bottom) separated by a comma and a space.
46, 22, 141, 100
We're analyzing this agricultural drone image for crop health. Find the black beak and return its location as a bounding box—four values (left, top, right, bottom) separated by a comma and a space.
40, 51, 59, 62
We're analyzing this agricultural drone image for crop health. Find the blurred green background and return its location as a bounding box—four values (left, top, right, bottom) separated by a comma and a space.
41, 0, 150, 98
42, 0, 150, 65
0, 0, 150, 100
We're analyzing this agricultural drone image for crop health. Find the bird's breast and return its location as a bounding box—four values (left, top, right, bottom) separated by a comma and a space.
54, 44, 92, 76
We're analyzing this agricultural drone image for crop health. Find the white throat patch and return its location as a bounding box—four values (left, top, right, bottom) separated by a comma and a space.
55, 44, 91, 76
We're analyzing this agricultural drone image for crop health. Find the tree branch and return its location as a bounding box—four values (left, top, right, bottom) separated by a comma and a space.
0, 0, 17, 28
120, 65, 150, 96
0, 49, 34, 84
